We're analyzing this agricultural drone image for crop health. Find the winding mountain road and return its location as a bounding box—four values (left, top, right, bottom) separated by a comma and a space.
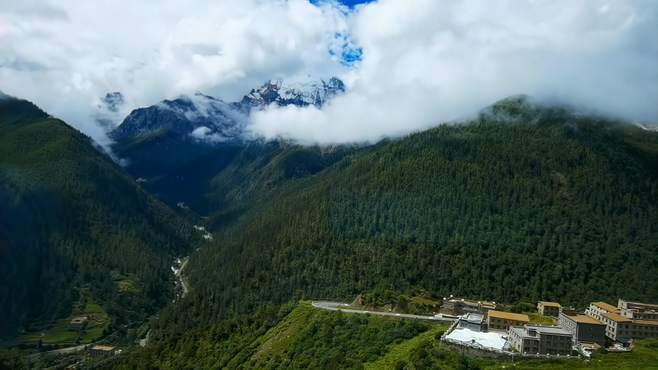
178, 258, 190, 297
311, 301, 457, 323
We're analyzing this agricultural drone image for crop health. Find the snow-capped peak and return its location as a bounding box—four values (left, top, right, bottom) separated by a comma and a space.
240, 77, 345, 110
111, 76, 345, 145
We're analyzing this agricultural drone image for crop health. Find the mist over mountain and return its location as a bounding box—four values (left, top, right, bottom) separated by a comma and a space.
1, 1, 656, 145
2, 1, 658, 369
110, 77, 344, 145
106, 77, 346, 212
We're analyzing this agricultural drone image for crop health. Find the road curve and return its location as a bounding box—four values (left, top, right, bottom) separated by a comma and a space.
311, 301, 457, 323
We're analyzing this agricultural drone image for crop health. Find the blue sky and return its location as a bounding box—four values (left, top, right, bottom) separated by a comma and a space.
337, 0, 374, 7
311, 0, 374, 8
309, 1, 368, 66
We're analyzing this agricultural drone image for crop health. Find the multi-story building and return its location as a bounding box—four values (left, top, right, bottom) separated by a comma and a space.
599, 311, 633, 342
585, 300, 658, 343
585, 301, 620, 323
626, 319, 658, 340
618, 300, 658, 320
558, 311, 606, 346
441, 297, 496, 316
508, 325, 573, 355
487, 310, 529, 331
537, 301, 561, 317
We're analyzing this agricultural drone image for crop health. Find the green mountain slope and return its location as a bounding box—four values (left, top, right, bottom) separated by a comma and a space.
113, 131, 357, 218
183, 98, 658, 323
108, 301, 434, 370
107, 301, 658, 370
0, 96, 195, 339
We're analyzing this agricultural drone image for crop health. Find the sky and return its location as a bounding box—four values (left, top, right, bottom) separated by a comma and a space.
1, 0, 657, 146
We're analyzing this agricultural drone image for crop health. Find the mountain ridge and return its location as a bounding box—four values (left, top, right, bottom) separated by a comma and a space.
110, 77, 345, 146
107, 77, 347, 214
0, 95, 196, 339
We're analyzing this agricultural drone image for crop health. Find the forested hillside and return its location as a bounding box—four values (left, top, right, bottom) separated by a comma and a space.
168, 98, 658, 329
112, 129, 357, 217
107, 301, 436, 370
107, 301, 658, 370
0, 96, 195, 339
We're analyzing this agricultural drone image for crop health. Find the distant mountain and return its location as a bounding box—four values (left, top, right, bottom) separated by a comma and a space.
238, 77, 345, 111
101, 92, 125, 113
95, 92, 126, 129
110, 93, 248, 144
0, 94, 195, 339
108, 77, 346, 213
110, 77, 344, 145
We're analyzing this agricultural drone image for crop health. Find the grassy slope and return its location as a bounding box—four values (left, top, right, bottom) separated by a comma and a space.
364, 325, 448, 370
239, 301, 431, 369
19, 290, 109, 346
110, 301, 658, 370
108, 301, 432, 369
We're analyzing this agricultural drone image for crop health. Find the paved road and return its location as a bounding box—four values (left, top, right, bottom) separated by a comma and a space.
172, 257, 190, 298
311, 301, 457, 323
178, 258, 190, 297
27, 344, 88, 362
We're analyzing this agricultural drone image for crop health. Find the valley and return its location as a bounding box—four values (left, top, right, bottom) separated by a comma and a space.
2, 92, 658, 369
2, 1, 657, 368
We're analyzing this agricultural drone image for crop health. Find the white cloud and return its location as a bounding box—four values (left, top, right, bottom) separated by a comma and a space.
190, 126, 225, 143
0, 0, 349, 145
252, 0, 658, 144
1, 0, 656, 146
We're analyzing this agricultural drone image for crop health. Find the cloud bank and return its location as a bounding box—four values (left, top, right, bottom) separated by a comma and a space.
0, 0, 349, 145
252, 0, 658, 144
1, 0, 657, 145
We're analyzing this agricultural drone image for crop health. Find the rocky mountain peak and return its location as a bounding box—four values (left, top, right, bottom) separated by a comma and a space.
240, 77, 345, 111
110, 77, 345, 145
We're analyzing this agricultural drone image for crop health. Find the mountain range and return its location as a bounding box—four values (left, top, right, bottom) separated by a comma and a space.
111, 77, 344, 145
1, 85, 658, 369
109, 93, 658, 369
109, 77, 346, 214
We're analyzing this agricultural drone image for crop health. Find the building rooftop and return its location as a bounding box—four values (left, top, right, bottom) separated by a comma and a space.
593, 302, 620, 313
445, 327, 507, 351
463, 312, 484, 323
91, 345, 115, 352
621, 300, 658, 310
512, 325, 572, 338
488, 310, 530, 322
565, 314, 604, 325
539, 301, 561, 308
633, 319, 658, 326
604, 312, 632, 323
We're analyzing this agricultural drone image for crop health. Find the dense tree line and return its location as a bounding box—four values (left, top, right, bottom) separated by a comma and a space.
0, 97, 196, 338
166, 99, 658, 332
3, 95, 658, 368
107, 302, 430, 370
